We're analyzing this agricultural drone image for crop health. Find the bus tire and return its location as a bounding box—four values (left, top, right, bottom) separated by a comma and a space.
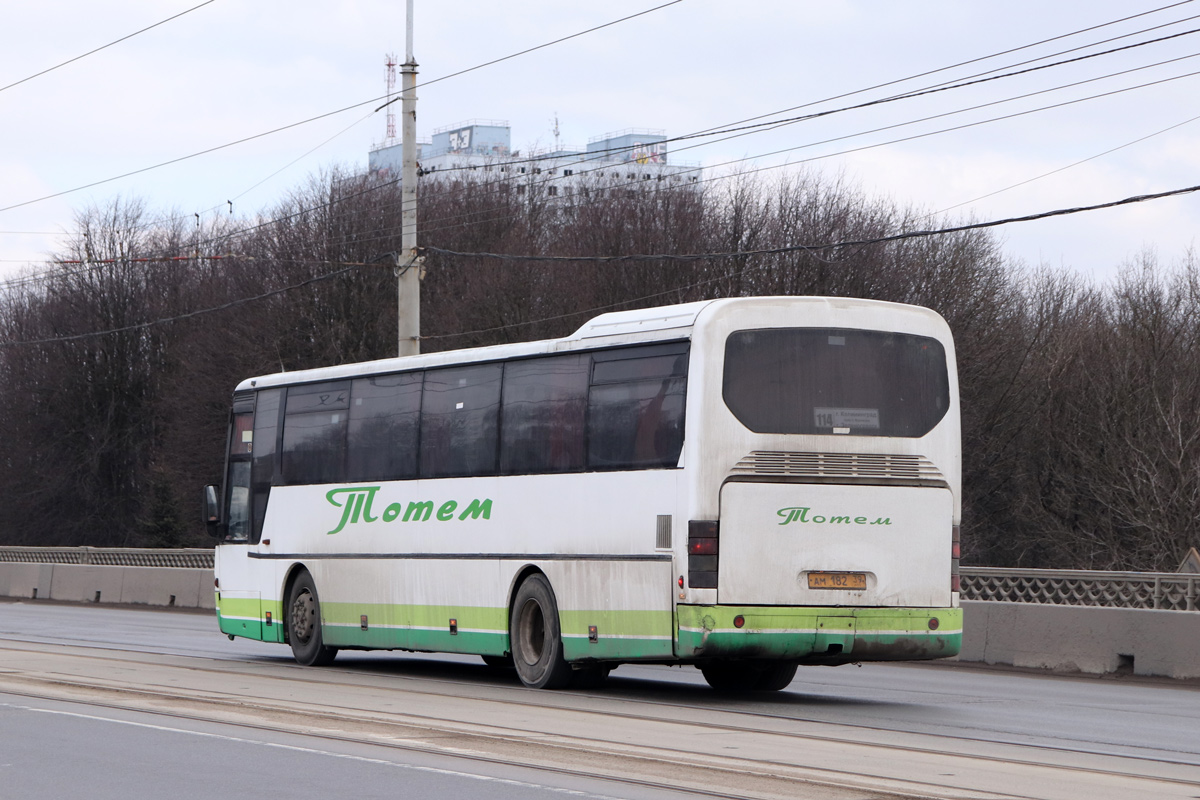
700, 661, 762, 692
754, 661, 798, 691
286, 571, 338, 667
510, 574, 573, 689
571, 665, 611, 690
481, 654, 515, 670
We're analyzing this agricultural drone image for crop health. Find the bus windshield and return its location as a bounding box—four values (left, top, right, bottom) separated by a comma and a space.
722, 327, 949, 437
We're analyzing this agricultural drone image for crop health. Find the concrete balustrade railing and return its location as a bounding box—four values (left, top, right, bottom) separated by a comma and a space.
0, 546, 214, 569
961, 566, 1199, 611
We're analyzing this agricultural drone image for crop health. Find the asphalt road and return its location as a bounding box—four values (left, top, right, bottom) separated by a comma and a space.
0, 692, 722, 800
2, 600, 1198, 799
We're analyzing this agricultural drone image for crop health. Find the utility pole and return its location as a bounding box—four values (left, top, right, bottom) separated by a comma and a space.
397, 0, 422, 356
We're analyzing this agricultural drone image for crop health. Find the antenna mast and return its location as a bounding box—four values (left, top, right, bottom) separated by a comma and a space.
385, 53, 398, 143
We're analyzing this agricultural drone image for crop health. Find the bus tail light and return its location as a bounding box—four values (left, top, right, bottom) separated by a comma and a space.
688, 520, 719, 589
951, 524, 961, 593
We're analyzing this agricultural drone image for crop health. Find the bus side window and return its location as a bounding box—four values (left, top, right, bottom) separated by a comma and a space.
588, 346, 688, 471
500, 354, 588, 474
347, 372, 423, 482
420, 363, 503, 479
281, 381, 351, 485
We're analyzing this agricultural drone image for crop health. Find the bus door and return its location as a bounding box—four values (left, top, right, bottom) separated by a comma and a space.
214, 389, 280, 641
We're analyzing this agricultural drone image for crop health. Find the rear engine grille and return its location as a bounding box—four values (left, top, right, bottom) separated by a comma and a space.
730, 451, 946, 486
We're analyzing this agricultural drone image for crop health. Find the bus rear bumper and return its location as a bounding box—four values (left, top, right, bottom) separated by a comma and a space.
676, 604, 962, 663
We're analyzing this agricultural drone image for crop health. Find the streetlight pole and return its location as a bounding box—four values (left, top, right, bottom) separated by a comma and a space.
397, 0, 421, 356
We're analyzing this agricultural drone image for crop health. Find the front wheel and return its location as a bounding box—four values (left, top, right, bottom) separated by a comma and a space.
510, 574, 573, 689
571, 665, 611, 690
286, 571, 338, 667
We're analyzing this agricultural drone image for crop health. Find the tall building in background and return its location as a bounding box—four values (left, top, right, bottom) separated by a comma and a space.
368, 119, 700, 191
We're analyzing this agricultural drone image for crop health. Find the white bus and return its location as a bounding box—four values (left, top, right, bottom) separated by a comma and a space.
205, 296, 962, 690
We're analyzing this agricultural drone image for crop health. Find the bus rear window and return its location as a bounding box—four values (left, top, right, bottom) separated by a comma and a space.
722, 328, 949, 438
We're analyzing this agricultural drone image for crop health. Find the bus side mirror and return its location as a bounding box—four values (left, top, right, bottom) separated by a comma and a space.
203, 485, 222, 538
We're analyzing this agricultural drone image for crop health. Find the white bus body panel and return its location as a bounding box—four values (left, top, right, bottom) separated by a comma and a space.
718, 482, 953, 607
260, 471, 682, 557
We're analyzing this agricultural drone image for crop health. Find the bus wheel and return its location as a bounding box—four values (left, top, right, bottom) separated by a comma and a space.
701, 661, 797, 692
481, 654, 514, 670
510, 574, 572, 689
754, 661, 798, 691
571, 665, 611, 690
700, 661, 761, 692
286, 572, 338, 667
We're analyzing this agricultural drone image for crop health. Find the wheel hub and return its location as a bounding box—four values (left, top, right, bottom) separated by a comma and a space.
290, 590, 314, 643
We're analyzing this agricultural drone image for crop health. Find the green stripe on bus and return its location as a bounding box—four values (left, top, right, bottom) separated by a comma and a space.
675, 605, 963, 660
320, 625, 509, 654
217, 597, 676, 660
321, 601, 509, 631
559, 608, 675, 660
559, 609, 673, 637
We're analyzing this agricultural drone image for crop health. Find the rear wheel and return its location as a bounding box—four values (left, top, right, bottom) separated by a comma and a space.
481, 654, 515, 670
754, 661, 798, 691
286, 571, 338, 667
700, 660, 795, 692
700, 660, 760, 692
510, 574, 572, 689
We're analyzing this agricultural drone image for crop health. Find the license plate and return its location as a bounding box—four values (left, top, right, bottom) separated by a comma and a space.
807, 572, 867, 590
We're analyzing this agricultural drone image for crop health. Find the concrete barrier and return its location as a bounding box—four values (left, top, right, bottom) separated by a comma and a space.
960, 600, 1200, 680
119, 565, 213, 608
0, 563, 53, 600
49, 564, 126, 605
0, 562, 214, 610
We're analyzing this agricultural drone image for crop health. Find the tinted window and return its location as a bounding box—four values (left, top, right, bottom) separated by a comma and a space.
225, 460, 250, 542
223, 409, 253, 543
588, 345, 688, 470
420, 363, 502, 478
250, 388, 281, 542
230, 410, 254, 457
347, 373, 423, 481
723, 328, 949, 437
281, 381, 350, 484
501, 354, 589, 474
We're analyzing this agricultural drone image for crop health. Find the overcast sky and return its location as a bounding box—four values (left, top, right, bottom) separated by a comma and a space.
3, 0, 1199, 283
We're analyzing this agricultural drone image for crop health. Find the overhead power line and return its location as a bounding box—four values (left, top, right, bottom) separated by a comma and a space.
361, 11, 1200, 189
668, 24, 1200, 145
146, 0, 1200, 251
335, 60, 1200, 248
308, 14, 1200, 246
931, 109, 1200, 214
0, 1, 217, 95
374, 0, 682, 113
4, 0, 1184, 269
0, 1, 681, 216
667, 0, 1199, 145
421, 182, 1200, 264
4, 2, 1194, 285
6, 52, 1196, 289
